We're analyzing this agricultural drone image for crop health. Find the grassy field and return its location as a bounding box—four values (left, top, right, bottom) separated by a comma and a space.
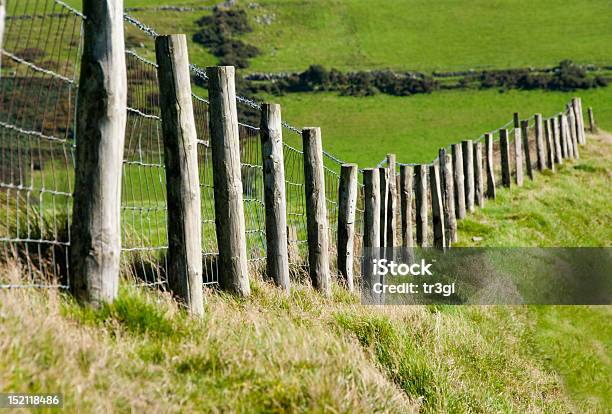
1, 132, 610, 413
274, 87, 612, 167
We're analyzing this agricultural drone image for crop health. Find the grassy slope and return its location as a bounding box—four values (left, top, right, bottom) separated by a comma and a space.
274, 87, 612, 167
1, 134, 610, 413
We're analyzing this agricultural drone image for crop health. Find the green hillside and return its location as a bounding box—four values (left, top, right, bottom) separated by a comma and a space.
2, 133, 610, 413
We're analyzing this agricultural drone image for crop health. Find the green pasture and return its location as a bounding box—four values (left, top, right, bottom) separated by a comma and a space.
270, 86, 612, 168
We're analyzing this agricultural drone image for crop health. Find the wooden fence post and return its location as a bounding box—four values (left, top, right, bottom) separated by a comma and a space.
70, 0, 127, 306
534, 113, 545, 172
569, 110, 580, 160
544, 119, 555, 172
558, 114, 569, 159
429, 164, 445, 249
260, 103, 290, 293
156, 35, 204, 315
207, 66, 250, 297
588, 107, 597, 133
473, 141, 484, 208
520, 120, 534, 180
500, 129, 511, 187
564, 114, 574, 159
378, 167, 389, 248
415, 164, 428, 247
386, 154, 397, 248
513, 120, 524, 186
337, 163, 358, 292
399, 165, 414, 249
572, 97, 585, 144
364, 169, 381, 249
452, 143, 466, 219
462, 140, 474, 213
439, 149, 457, 244
485, 133, 496, 199
302, 127, 331, 295
553, 117, 563, 164
0, 0, 5, 71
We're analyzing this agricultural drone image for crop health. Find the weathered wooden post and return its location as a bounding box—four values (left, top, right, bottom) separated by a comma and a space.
399, 165, 414, 249
544, 119, 555, 172
208, 66, 250, 297
462, 140, 474, 213
485, 133, 496, 199
552, 117, 563, 165
386, 154, 397, 248
415, 164, 428, 247
378, 167, 388, 248
302, 127, 331, 295
520, 120, 534, 180
429, 164, 445, 249
337, 163, 358, 292
563, 114, 574, 159
558, 114, 569, 159
156, 35, 204, 315
452, 143, 466, 219
588, 107, 597, 133
0, 0, 5, 71
363, 169, 381, 249
363, 168, 380, 302
500, 129, 511, 187
439, 149, 457, 244
260, 103, 290, 292
513, 120, 524, 186
572, 97, 585, 144
473, 141, 484, 208
71, 0, 127, 306
569, 110, 580, 160
534, 114, 545, 171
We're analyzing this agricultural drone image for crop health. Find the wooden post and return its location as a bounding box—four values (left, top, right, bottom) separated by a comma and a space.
415, 165, 428, 247
439, 149, 457, 244
558, 114, 569, 159
386, 154, 397, 248
71, 0, 127, 306
462, 140, 474, 213
337, 164, 358, 292
563, 114, 574, 159
399, 165, 414, 249
572, 97, 585, 144
429, 164, 445, 249
260, 103, 290, 292
452, 143, 466, 219
544, 119, 555, 172
534, 114, 545, 171
588, 107, 597, 133
569, 110, 580, 160
520, 120, 534, 180
500, 129, 511, 187
302, 127, 331, 295
513, 112, 520, 130
513, 122, 524, 186
207, 66, 250, 297
363, 169, 381, 249
485, 133, 496, 199
473, 141, 484, 208
0, 0, 5, 71
553, 117, 563, 164
378, 167, 388, 248
156, 35, 204, 315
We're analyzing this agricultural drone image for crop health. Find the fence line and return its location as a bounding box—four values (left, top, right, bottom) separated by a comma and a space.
0, 0, 592, 302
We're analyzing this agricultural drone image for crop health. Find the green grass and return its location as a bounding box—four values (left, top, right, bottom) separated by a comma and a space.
2, 134, 611, 413
271, 87, 612, 167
